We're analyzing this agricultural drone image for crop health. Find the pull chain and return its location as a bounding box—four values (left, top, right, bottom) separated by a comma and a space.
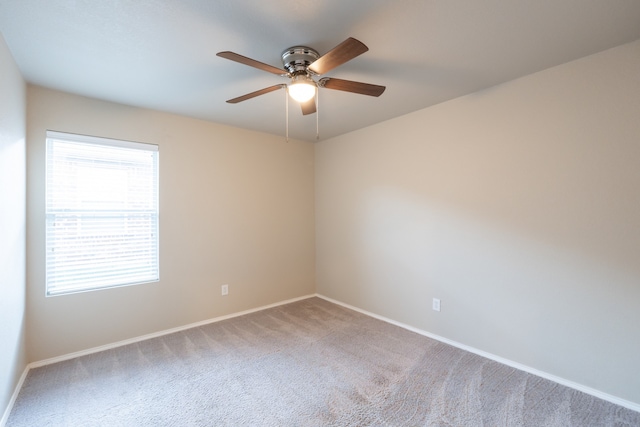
285, 86, 289, 142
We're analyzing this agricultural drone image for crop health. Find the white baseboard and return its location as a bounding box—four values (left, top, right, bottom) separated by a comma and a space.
316, 293, 640, 414
4, 292, 637, 423
1, 293, 315, 425
30, 293, 316, 369
0, 366, 29, 427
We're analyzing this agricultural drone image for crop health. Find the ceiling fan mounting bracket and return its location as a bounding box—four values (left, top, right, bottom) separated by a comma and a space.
281, 46, 320, 75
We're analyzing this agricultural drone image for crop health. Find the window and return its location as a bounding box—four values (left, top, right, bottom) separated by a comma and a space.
45, 131, 159, 296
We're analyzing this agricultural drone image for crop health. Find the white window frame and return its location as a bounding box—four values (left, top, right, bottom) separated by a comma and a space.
45, 130, 159, 296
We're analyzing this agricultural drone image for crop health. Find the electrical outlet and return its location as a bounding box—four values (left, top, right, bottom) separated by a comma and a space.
432, 298, 441, 312
221, 284, 229, 296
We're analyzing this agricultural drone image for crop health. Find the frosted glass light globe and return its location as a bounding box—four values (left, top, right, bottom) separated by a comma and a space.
288, 75, 316, 102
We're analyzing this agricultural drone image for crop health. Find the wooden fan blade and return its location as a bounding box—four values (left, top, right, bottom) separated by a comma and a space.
308, 37, 368, 75
226, 85, 285, 103
217, 51, 286, 75
300, 98, 316, 115
319, 78, 385, 97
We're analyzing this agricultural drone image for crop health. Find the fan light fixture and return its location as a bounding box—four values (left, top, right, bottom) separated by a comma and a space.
288, 74, 316, 103
217, 37, 386, 129
218, 38, 386, 141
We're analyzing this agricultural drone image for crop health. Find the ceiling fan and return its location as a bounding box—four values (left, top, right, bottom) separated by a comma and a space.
216, 37, 385, 116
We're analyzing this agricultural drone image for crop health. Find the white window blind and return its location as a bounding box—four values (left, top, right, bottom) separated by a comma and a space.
45, 131, 159, 296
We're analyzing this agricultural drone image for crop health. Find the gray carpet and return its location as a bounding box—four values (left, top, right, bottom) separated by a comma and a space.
7, 297, 640, 426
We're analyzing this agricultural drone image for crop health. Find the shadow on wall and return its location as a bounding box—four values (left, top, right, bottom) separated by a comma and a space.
315, 39, 640, 405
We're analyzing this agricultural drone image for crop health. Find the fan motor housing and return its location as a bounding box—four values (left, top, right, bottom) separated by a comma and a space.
281, 46, 320, 74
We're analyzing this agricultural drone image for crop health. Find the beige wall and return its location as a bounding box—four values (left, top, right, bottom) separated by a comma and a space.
26, 86, 315, 361
0, 34, 27, 418
316, 39, 640, 404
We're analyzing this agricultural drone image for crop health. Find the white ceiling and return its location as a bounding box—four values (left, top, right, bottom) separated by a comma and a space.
1, 1, 640, 142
